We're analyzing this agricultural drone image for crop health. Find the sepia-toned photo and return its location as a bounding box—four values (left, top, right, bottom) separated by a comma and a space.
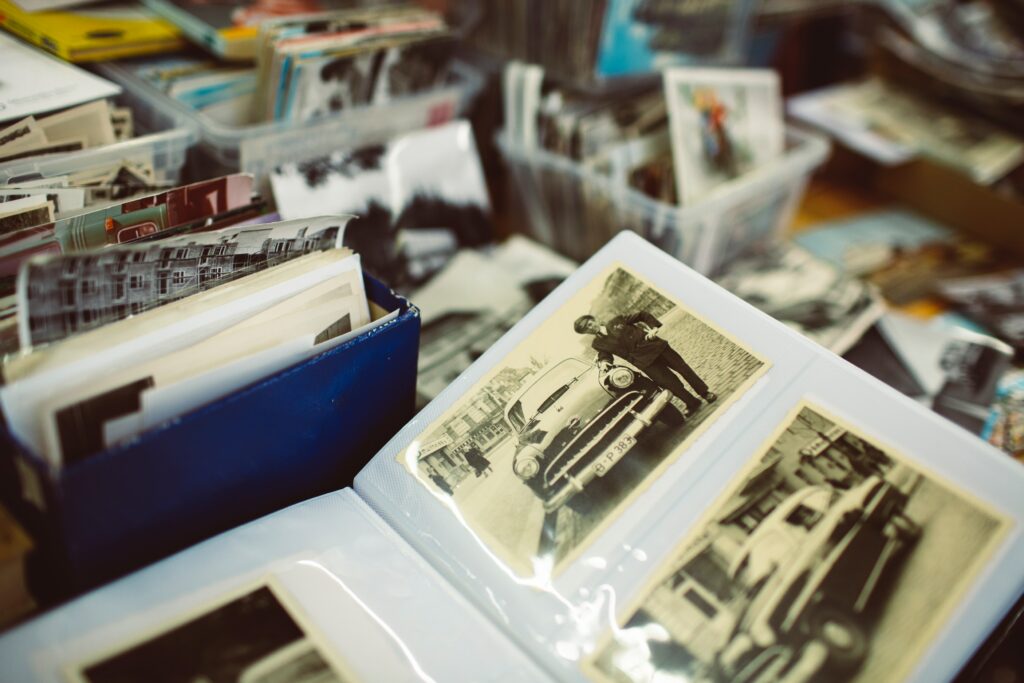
69, 581, 355, 683
585, 401, 1010, 683
400, 264, 769, 575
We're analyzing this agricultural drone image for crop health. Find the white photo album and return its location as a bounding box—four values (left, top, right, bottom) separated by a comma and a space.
355, 231, 1024, 683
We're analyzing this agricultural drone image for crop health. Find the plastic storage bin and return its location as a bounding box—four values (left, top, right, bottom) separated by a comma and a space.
0, 127, 195, 186
0, 274, 419, 597
95, 60, 486, 188
495, 127, 830, 275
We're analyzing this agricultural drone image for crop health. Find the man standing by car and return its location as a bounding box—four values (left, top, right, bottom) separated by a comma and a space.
574, 311, 716, 417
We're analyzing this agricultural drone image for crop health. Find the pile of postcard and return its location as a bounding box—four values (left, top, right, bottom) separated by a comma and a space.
253, 5, 455, 124
503, 62, 789, 264
789, 76, 1024, 187
139, 0, 381, 61
0, 34, 188, 214
0, 99, 174, 222
0, 33, 122, 159
0, 172, 380, 468
716, 207, 1022, 459
118, 3, 457, 127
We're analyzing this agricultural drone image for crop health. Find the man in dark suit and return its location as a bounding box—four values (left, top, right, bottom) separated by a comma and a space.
574, 311, 716, 416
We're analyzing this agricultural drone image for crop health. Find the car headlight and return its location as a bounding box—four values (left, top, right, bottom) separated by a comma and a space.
513, 446, 542, 480
606, 366, 635, 389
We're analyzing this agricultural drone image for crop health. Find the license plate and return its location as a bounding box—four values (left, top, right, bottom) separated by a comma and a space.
594, 435, 636, 477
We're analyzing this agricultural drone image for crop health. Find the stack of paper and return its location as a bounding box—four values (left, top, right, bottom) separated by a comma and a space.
0, 165, 387, 468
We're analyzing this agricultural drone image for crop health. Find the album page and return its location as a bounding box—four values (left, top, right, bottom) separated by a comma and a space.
355, 231, 1024, 682
0, 489, 545, 683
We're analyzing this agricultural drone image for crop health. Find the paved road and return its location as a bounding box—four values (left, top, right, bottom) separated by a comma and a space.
450, 435, 550, 564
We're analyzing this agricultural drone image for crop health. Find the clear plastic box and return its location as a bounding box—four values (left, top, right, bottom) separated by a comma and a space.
495, 126, 830, 275
0, 127, 195, 186
95, 60, 486, 187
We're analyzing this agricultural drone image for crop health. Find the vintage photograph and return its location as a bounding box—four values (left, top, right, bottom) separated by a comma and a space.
70, 581, 354, 683
940, 269, 1024, 357
794, 78, 1024, 185
412, 236, 575, 408
292, 50, 380, 123
586, 402, 1009, 683
715, 242, 885, 354
270, 120, 492, 290
401, 264, 768, 575
665, 68, 783, 205
22, 217, 343, 346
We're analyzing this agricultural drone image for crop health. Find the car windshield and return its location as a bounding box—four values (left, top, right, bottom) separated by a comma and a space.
786, 503, 824, 530
537, 383, 573, 415
507, 401, 526, 432
507, 382, 571, 435
515, 358, 591, 419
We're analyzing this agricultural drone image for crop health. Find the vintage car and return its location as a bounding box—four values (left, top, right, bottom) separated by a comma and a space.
716, 471, 921, 682
505, 356, 674, 512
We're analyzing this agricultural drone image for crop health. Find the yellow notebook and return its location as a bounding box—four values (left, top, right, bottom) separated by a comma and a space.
0, 0, 184, 62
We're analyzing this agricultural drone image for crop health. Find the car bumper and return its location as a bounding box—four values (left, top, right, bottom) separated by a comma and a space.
542, 390, 672, 512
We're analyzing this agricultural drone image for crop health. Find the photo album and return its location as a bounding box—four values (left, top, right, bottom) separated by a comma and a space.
2, 232, 1023, 683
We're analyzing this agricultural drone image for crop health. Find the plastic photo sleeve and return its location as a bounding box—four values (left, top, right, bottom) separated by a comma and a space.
584, 400, 1011, 683
396, 261, 770, 578
0, 489, 546, 683
65, 578, 360, 683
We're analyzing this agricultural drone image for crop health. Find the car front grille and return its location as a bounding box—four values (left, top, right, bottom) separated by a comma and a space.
544, 391, 645, 487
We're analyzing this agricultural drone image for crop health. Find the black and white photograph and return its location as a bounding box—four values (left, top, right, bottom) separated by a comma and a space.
291, 50, 380, 124
369, 35, 456, 104
412, 236, 576, 408
940, 269, 1024, 357
286, 32, 454, 124
270, 120, 492, 290
401, 264, 768, 576
715, 242, 885, 354
70, 582, 354, 683
843, 313, 1014, 434
585, 402, 1009, 683
20, 217, 344, 347
0, 195, 53, 236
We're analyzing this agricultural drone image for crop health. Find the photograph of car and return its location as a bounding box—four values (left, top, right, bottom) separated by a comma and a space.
507, 356, 674, 512
586, 402, 1007, 683
718, 472, 921, 681
402, 263, 767, 576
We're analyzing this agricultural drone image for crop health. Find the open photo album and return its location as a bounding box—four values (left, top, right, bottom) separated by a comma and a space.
2, 231, 1023, 683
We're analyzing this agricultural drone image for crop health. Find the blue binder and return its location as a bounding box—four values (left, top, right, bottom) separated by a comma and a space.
0, 274, 420, 598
